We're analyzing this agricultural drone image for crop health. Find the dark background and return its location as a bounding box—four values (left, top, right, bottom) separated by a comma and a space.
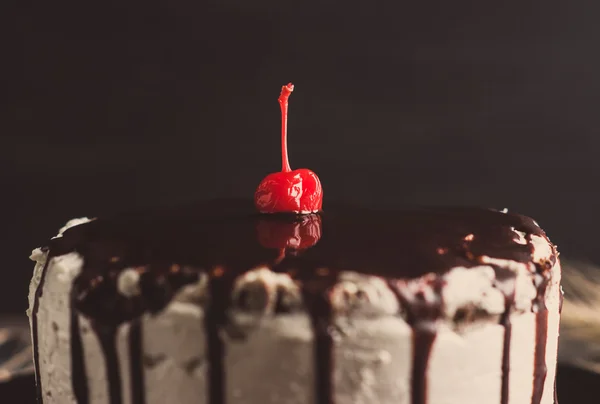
2, 2, 600, 401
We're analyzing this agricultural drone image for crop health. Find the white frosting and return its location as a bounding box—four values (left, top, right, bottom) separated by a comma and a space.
117, 269, 141, 298
29, 252, 84, 404
478, 256, 538, 313
512, 228, 528, 245
442, 266, 506, 319
330, 271, 400, 316
232, 267, 301, 314
28, 221, 561, 404
531, 235, 555, 264
53, 217, 94, 239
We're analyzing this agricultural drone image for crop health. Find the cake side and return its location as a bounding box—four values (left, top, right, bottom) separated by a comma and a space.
27, 203, 561, 404
28, 252, 561, 404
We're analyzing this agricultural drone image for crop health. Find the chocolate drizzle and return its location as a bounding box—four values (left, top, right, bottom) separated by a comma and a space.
30, 199, 559, 404
532, 274, 552, 404
497, 270, 517, 404
70, 300, 88, 404
411, 324, 436, 404
388, 276, 444, 404
205, 273, 231, 404
128, 320, 145, 404
532, 309, 549, 404
31, 258, 51, 403
92, 324, 122, 404
554, 287, 563, 402
301, 270, 338, 404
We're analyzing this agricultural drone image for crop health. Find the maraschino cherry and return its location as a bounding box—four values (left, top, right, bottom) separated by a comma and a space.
254, 83, 323, 214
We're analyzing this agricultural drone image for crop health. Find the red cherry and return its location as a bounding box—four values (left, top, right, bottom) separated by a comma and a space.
255, 83, 323, 214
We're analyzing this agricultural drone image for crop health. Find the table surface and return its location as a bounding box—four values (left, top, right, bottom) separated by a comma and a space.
0, 365, 595, 404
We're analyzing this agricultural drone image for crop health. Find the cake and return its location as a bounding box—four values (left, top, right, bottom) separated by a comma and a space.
27, 83, 562, 403
27, 199, 562, 404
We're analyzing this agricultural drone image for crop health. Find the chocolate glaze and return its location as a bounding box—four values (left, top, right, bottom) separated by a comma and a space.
388, 276, 444, 404
206, 275, 231, 404
555, 286, 564, 403
497, 270, 517, 404
300, 269, 338, 404
129, 320, 145, 404
532, 273, 552, 404
31, 199, 559, 404
31, 258, 51, 403
70, 294, 88, 404
532, 309, 549, 404
93, 324, 122, 404
411, 325, 436, 404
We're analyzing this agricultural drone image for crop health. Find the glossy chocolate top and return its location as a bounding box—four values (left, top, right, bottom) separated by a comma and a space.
43, 199, 554, 324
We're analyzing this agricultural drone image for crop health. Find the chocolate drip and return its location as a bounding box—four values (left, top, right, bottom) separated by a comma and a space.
532, 309, 549, 404
128, 320, 145, 404
388, 278, 444, 404
531, 275, 551, 404
497, 271, 517, 404
553, 278, 563, 403
301, 271, 338, 404
92, 324, 122, 404
411, 324, 436, 404
31, 258, 51, 403
500, 308, 514, 404
70, 304, 89, 404
205, 274, 231, 404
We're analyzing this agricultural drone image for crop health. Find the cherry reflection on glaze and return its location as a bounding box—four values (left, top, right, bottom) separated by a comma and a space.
256, 213, 322, 260
255, 83, 323, 214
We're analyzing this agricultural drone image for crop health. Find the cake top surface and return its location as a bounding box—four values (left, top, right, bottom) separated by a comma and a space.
46, 199, 553, 276
42, 199, 556, 324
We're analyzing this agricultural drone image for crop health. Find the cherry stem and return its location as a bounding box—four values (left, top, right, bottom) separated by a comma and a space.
278, 82, 294, 172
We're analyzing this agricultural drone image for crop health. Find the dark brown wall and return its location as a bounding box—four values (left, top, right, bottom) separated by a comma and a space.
3, 2, 599, 315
